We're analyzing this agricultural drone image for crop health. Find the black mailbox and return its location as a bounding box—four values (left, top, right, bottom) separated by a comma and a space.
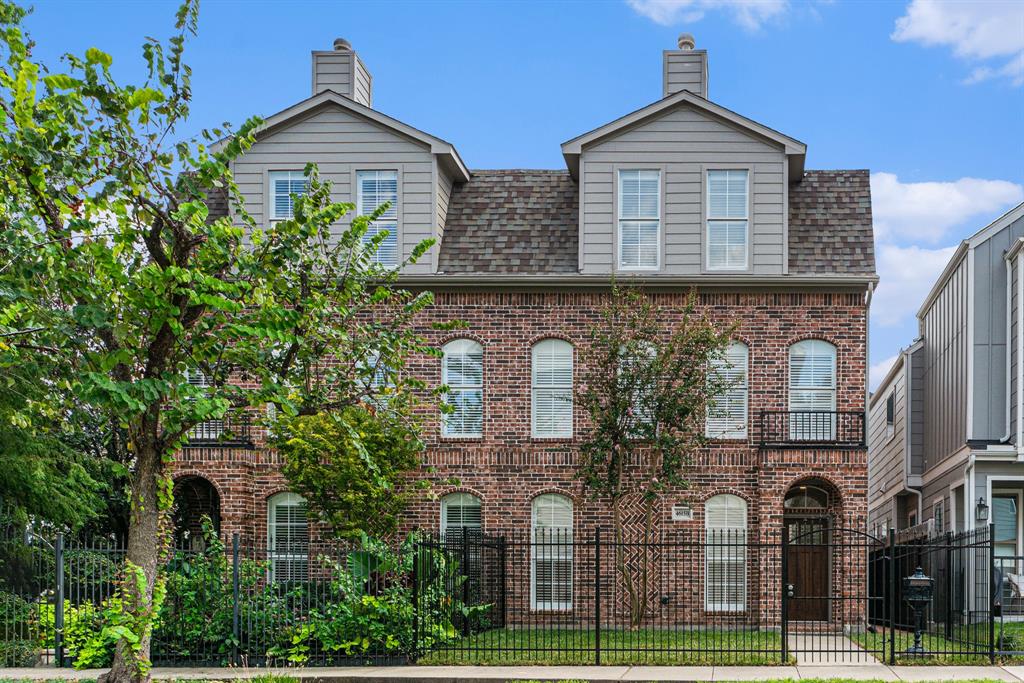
902, 566, 933, 655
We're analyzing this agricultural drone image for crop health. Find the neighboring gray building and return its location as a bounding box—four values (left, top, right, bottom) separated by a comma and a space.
869, 203, 1024, 555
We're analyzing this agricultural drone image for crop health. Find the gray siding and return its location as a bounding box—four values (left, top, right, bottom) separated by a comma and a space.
353, 55, 372, 107
312, 51, 372, 107
663, 50, 707, 98
434, 166, 454, 272
232, 104, 436, 273
972, 214, 1024, 440
910, 345, 925, 475
922, 464, 966, 533
579, 104, 787, 275
868, 362, 908, 513
921, 254, 970, 469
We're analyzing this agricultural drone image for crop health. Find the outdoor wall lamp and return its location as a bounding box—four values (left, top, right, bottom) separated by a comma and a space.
902, 566, 934, 655
977, 497, 990, 522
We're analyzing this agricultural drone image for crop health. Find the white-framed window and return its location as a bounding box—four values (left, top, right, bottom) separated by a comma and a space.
932, 499, 944, 535
185, 368, 224, 439
441, 339, 483, 437
532, 339, 574, 438
267, 492, 309, 582
706, 341, 749, 439
531, 494, 573, 610
441, 492, 482, 539
269, 170, 309, 220
788, 339, 837, 441
706, 169, 749, 271
356, 170, 399, 267
618, 169, 661, 270
705, 493, 747, 612
885, 392, 896, 441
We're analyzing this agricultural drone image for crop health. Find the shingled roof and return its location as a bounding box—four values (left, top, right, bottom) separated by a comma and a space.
788, 169, 875, 275
437, 170, 579, 274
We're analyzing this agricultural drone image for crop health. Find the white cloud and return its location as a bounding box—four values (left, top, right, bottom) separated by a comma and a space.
626, 0, 788, 31
870, 172, 1023, 244
872, 243, 959, 328
870, 354, 900, 392
892, 0, 1024, 86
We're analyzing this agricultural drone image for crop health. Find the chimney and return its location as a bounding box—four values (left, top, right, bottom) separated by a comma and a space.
663, 33, 707, 99
311, 38, 373, 107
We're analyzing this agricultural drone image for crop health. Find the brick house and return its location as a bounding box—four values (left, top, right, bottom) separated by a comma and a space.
173, 34, 876, 625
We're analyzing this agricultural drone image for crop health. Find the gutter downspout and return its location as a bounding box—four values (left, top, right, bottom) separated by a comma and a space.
1016, 252, 1023, 456
1002, 257, 1013, 444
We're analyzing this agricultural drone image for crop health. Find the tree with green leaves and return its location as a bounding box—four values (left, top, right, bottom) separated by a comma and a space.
0, 2, 439, 679
576, 286, 734, 628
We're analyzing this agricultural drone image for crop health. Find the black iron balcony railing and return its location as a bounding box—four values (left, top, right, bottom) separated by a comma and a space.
184, 413, 254, 447
757, 410, 865, 449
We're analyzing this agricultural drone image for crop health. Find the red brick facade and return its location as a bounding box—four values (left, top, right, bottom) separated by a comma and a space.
171, 287, 869, 624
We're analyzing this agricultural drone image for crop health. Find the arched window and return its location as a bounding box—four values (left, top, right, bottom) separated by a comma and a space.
789, 340, 837, 440
707, 341, 749, 439
267, 492, 309, 582
784, 485, 830, 510
442, 339, 483, 437
441, 492, 482, 539
705, 494, 747, 612
531, 494, 573, 610
532, 339, 574, 438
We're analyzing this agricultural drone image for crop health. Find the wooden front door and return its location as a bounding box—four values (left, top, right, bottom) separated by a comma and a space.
785, 517, 830, 621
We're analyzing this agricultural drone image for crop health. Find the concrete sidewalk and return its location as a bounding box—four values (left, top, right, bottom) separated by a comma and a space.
6, 665, 1024, 682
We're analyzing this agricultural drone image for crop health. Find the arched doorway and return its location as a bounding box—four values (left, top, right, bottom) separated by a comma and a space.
783, 478, 840, 621
172, 475, 221, 550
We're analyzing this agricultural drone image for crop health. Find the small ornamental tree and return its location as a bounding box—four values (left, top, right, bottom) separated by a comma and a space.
0, 2, 440, 680
576, 286, 735, 627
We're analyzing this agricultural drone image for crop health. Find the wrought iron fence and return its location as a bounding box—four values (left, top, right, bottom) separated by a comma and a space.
757, 411, 865, 449
185, 413, 254, 446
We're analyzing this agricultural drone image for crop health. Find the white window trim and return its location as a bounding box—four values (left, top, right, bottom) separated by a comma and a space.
704, 493, 747, 613
788, 339, 838, 441
706, 341, 749, 440
530, 494, 573, 611
440, 492, 482, 537
616, 167, 663, 272
931, 497, 945, 535
355, 168, 400, 267
267, 492, 308, 583
704, 167, 751, 273
885, 391, 897, 443
268, 170, 308, 222
441, 339, 484, 438
531, 339, 574, 439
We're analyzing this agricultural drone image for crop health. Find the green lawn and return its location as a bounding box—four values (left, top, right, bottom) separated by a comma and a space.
847, 625, 1024, 665
418, 628, 789, 665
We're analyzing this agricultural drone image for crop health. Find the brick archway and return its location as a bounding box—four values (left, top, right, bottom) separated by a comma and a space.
172, 475, 222, 549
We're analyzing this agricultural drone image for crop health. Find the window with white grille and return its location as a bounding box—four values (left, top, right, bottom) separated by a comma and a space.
706, 341, 749, 439
269, 170, 309, 220
185, 368, 223, 439
532, 339, 573, 438
442, 339, 483, 437
789, 339, 837, 440
267, 492, 309, 582
441, 492, 482, 539
705, 493, 747, 612
357, 170, 399, 267
532, 494, 573, 610
618, 169, 661, 270
706, 169, 749, 270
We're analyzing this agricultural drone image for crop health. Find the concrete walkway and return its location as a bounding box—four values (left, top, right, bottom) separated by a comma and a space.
6, 665, 1024, 682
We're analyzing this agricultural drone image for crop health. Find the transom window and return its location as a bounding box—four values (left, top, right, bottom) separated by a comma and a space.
357, 170, 399, 267
442, 339, 483, 437
705, 494, 747, 612
706, 341, 749, 439
706, 169, 749, 271
531, 494, 573, 610
532, 339, 574, 438
788, 339, 837, 441
618, 169, 661, 270
269, 170, 309, 220
267, 492, 309, 582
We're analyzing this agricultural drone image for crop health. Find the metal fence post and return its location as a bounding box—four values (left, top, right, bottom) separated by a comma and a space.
945, 531, 953, 641
462, 526, 470, 638
411, 535, 420, 659
990, 522, 997, 663
231, 533, 240, 666
594, 526, 602, 666
54, 533, 64, 668
888, 528, 897, 665
780, 526, 788, 664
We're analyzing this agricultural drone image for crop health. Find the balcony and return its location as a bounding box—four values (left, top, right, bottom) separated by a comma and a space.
756, 410, 865, 449
184, 413, 254, 447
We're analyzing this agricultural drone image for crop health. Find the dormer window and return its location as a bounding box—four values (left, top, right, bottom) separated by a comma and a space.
357, 170, 399, 267
706, 169, 749, 271
269, 171, 309, 221
618, 169, 661, 270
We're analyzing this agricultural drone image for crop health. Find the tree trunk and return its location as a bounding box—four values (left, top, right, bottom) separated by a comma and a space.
100, 437, 165, 683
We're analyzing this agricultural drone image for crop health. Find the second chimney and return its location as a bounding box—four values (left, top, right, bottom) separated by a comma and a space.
663, 33, 707, 99
311, 38, 373, 107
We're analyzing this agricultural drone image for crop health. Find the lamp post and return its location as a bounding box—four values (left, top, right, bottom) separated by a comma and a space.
902, 566, 934, 655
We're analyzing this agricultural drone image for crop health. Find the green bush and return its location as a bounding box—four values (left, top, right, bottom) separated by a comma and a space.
0, 637, 38, 667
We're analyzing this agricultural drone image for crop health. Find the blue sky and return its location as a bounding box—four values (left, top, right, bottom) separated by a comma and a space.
24, 0, 1024, 388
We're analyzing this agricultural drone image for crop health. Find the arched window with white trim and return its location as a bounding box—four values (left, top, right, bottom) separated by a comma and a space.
707, 340, 749, 439
268, 492, 309, 582
705, 494, 747, 612
442, 339, 483, 437
531, 494, 573, 610
532, 339, 574, 438
789, 339, 837, 440
441, 492, 482, 539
